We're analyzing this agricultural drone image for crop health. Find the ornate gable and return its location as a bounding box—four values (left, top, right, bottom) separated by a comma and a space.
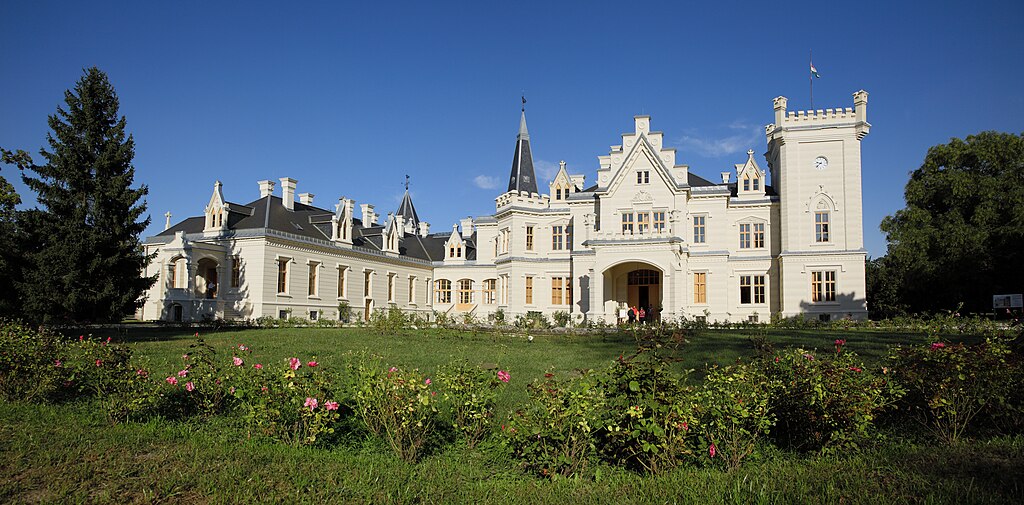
203, 181, 228, 232
734, 149, 767, 199
331, 197, 354, 244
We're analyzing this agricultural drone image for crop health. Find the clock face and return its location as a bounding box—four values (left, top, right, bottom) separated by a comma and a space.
814, 156, 829, 170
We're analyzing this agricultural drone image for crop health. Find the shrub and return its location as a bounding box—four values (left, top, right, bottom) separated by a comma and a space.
435, 361, 509, 448
351, 359, 439, 462
598, 354, 698, 474
504, 370, 603, 478
551, 311, 571, 328
370, 305, 408, 335
888, 338, 1023, 443
338, 301, 352, 323
696, 362, 776, 469
491, 308, 506, 325
761, 346, 901, 453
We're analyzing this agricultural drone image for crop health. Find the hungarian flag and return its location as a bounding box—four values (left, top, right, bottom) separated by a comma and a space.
810, 62, 821, 78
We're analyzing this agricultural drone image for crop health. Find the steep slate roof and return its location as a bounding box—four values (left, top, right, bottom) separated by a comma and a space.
396, 189, 420, 227
507, 109, 539, 195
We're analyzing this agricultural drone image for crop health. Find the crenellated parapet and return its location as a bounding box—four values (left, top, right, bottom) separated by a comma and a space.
766, 90, 870, 141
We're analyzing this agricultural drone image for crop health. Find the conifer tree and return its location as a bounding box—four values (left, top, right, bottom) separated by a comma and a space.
19, 67, 154, 324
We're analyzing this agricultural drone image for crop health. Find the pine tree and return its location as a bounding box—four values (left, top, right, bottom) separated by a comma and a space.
19, 67, 154, 324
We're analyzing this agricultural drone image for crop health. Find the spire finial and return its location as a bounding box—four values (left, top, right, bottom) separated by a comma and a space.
521, 95, 526, 112
405, 174, 409, 191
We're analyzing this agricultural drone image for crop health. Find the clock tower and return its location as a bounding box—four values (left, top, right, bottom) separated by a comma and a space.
765, 91, 871, 319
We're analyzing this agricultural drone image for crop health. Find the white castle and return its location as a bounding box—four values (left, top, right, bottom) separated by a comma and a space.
140, 91, 871, 324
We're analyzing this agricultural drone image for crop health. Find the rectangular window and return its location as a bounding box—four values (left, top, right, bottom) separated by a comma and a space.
551, 277, 563, 305
743, 176, 750, 192
693, 216, 706, 244
526, 226, 534, 251
435, 279, 451, 304
552, 225, 563, 250
739, 223, 751, 249
277, 259, 288, 294
740, 275, 765, 304
501, 228, 510, 254
556, 188, 562, 200
565, 226, 572, 251
637, 212, 650, 234
364, 270, 372, 298
621, 213, 634, 234
637, 170, 650, 184
308, 262, 319, 297
694, 272, 707, 304
525, 276, 533, 305
339, 266, 352, 297
309, 310, 319, 321
231, 256, 241, 288
483, 279, 496, 304
753, 178, 760, 191
458, 279, 473, 304
387, 273, 395, 302
408, 277, 415, 304
815, 211, 830, 242
168, 262, 178, 289
653, 211, 666, 233
754, 223, 765, 248
811, 271, 836, 302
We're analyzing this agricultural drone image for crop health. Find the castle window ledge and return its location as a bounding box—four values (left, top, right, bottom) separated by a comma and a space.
307, 296, 321, 301
277, 294, 293, 299
812, 302, 841, 307
337, 297, 348, 301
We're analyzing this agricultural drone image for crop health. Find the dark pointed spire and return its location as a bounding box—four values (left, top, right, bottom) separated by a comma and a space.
507, 99, 538, 195
396, 176, 420, 227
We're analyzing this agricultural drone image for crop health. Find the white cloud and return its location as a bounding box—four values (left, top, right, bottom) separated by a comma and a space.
473, 175, 500, 189
534, 159, 560, 184
677, 125, 761, 158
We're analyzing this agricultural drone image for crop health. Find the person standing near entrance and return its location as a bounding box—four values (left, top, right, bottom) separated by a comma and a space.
638, 306, 646, 324
628, 306, 636, 324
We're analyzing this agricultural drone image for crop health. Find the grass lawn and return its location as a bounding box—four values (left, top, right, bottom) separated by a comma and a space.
2, 326, 1016, 504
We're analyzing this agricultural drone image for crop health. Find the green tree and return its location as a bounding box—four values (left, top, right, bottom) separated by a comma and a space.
0, 149, 27, 317
879, 131, 1024, 314
17, 67, 154, 324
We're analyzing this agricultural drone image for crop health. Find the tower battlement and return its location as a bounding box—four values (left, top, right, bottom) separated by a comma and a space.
766, 90, 869, 139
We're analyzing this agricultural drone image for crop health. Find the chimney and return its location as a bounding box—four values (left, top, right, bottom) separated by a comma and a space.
299, 192, 314, 206
418, 221, 430, 237
721, 172, 731, 184
360, 203, 376, 226
460, 217, 474, 238
258, 180, 276, 198
279, 177, 297, 211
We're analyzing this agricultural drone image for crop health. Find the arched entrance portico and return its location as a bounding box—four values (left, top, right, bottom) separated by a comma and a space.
602, 261, 663, 323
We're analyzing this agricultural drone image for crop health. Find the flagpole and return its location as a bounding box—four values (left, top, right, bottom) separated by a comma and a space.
809, 50, 814, 111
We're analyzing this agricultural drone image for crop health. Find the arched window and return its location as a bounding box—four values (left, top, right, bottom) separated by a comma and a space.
435, 279, 452, 304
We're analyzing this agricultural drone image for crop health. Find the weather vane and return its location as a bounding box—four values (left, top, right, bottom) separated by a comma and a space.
521, 94, 526, 112
404, 174, 409, 191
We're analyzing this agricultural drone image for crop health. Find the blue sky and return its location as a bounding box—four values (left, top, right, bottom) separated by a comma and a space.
2, 0, 1022, 258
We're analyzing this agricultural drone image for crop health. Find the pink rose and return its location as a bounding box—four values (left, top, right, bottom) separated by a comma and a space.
424, 378, 431, 385
166, 376, 178, 386
931, 342, 946, 350
389, 367, 398, 373
238, 344, 248, 352
254, 363, 263, 370
289, 358, 301, 370
95, 359, 102, 367
307, 360, 318, 368
233, 356, 244, 367
178, 369, 188, 377
497, 370, 510, 383
54, 360, 62, 367
229, 387, 236, 394
185, 381, 195, 392
709, 443, 717, 458
304, 397, 318, 410
324, 401, 339, 411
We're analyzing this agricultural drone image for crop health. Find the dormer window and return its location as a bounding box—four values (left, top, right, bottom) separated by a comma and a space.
449, 244, 462, 258
556, 188, 562, 200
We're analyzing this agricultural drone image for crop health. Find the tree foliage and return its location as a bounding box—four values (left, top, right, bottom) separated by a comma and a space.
876, 131, 1024, 314
14, 67, 154, 324
0, 149, 27, 318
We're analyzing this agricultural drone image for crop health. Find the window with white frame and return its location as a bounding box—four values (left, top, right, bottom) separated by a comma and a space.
525, 226, 534, 251
337, 266, 348, 298
363, 270, 372, 298
552, 225, 564, 250
754, 223, 765, 248
408, 276, 416, 304
308, 261, 320, 297
811, 271, 836, 302
277, 258, 290, 294
815, 211, 830, 243
740, 275, 766, 304
637, 212, 650, 234
739, 223, 751, 249
458, 279, 473, 304
621, 213, 634, 234
653, 211, 666, 233
693, 216, 706, 244
231, 256, 241, 288
435, 279, 452, 304
483, 279, 496, 304
693, 272, 707, 304
636, 170, 650, 184
387, 273, 395, 302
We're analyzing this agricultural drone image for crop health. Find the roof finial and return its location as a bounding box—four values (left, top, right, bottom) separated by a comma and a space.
405, 174, 409, 191
521, 94, 526, 112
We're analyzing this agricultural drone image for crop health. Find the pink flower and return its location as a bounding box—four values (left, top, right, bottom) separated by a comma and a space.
324, 401, 339, 411
389, 366, 398, 373
182, 354, 189, 360
304, 397, 318, 410
289, 358, 301, 370
229, 387, 236, 394
803, 353, 815, 361
774, 356, 780, 363
931, 342, 946, 350
834, 339, 846, 353
709, 443, 717, 458
497, 370, 510, 383
307, 360, 318, 368
254, 363, 263, 370
54, 360, 62, 367
105, 337, 112, 345
136, 369, 148, 377
95, 359, 103, 367
682, 422, 689, 431
238, 344, 248, 352
849, 366, 863, 373
166, 376, 178, 386
233, 356, 244, 367
177, 369, 188, 378
185, 381, 195, 392
261, 386, 268, 392
424, 378, 431, 385
78, 335, 84, 341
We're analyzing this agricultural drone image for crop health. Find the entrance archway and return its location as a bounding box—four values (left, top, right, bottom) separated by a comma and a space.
602, 261, 663, 323
195, 258, 219, 299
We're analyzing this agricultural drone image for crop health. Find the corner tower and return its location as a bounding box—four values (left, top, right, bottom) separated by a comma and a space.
765, 91, 871, 319
507, 103, 539, 196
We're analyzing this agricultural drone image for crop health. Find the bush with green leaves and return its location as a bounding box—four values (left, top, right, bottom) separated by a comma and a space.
597, 353, 699, 474
350, 358, 439, 462
696, 362, 776, 469
504, 370, 604, 478
435, 361, 509, 448
888, 338, 1023, 443
551, 310, 571, 328
761, 344, 901, 453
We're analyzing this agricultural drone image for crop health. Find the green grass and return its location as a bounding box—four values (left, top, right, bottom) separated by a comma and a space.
2, 326, 1015, 504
